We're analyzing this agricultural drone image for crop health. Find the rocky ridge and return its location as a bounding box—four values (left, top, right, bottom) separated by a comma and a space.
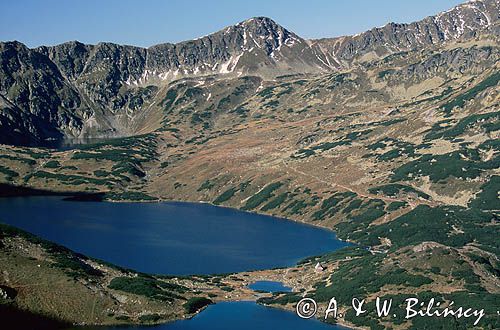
0, 0, 498, 146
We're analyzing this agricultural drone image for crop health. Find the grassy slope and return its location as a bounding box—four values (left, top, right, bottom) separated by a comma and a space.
0, 223, 233, 326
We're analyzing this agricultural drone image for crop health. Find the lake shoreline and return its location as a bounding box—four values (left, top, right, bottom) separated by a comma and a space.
0, 194, 354, 329
0, 183, 346, 240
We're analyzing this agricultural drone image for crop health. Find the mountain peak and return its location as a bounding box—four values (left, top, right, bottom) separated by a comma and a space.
231, 16, 295, 39
232, 16, 297, 39
241, 16, 276, 23
239, 16, 280, 28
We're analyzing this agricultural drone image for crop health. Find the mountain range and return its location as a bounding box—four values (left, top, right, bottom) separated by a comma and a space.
0, 0, 499, 146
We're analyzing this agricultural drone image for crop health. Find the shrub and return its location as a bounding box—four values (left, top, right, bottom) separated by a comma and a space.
108, 276, 185, 302
213, 187, 237, 204
368, 184, 430, 200
261, 193, 289, 211
43, 160, 60, 168
242, 182, 283, 210
183, 297, 213, 313
197, 180, 214, 191
138, 314, 162, 322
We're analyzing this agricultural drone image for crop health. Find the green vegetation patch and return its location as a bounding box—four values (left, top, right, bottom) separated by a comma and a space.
197, 180, 215, 192
24, 171, 115, 187
356, 205, 498, 254
0, 154, 36, 165
213, 187, 237, 204
242, 182, 283, 210
469, 175, 499, 211
0, 165, 19, 181
73, 149, 138, 162
391, 149, 497, 183
368, 184, 430, 200
160, 89, 177, 113
386, 201, 408, 211
334, 199, 386, 241
378, 69, 395, 79
230, 105, 249, 117
43, 160, 60, 168
108, 276, 187, 302
325, 73, 350, 90
292, 129, 373, 159
213, 181, 251, 205
367, 138, 428, 161
299, 246, 367, 265
402, 86, 454, 108
283, 199, 310, 215
138, 314, 162, 323
440, 72, 500, 116
105, 191, 157, 201
261, 192, 290, 211
183, 297, 213, 313
313, 254, 432, 304
312, 192, 357, 220
341, 198, 364, 214
297, 248, 460, 329
93, 170, 110, 177
69, 134, 157, 182
425, 111, 499, 141
16, 149, 49, 159
257, 292, 302, 306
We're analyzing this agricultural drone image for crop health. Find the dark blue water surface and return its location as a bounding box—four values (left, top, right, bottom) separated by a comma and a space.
0, 196, 347, 275
248, 281, 292, 292
1, 196, 350, 329
95, 302, 347, 330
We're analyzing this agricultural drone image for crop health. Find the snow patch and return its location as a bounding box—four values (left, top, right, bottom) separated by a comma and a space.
219, 53, 243, 74
315, 54, 329, 67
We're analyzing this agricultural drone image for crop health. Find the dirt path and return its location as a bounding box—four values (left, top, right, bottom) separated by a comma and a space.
281, 159, 436, 208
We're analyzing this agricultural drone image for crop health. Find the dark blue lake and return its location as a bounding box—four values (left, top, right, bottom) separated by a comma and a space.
248, 281, 292, 292
85, 302, 347, 330
0, 196, 347, 275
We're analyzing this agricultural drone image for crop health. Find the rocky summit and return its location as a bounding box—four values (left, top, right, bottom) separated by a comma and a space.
0, 0, 499, 329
